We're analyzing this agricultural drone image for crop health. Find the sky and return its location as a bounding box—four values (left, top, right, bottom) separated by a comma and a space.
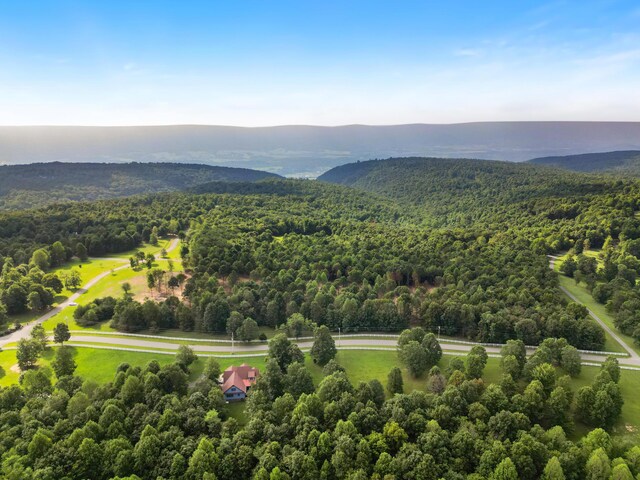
1, 1, 639, 126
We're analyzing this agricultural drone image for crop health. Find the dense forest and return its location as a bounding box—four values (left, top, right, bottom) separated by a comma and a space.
0, 162, 280, 210
529, 151, 640, 174
0, 331, 632, 479
4, 157, 640, 478
5, 158, 640, 347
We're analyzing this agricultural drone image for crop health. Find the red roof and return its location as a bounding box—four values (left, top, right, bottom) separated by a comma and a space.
221, 364, 259, 394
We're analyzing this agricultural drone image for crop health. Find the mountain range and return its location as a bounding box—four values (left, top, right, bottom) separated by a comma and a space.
2, 122, 640, 177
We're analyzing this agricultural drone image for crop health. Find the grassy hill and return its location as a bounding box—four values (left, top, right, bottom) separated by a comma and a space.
528, 150, 640, 174
0, 161, 280, 209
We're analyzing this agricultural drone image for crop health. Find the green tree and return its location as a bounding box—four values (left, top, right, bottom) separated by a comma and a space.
560, 345, 581, 377
585, 448, 611, 480
387, 366, 404, 395
52, 346, 77, 377
149, 227, 159, 246
532, 363, 556, 394
490, 457, 519, 480
466, 348, 487, 379
31, 324, 48, 350
283, 312, 313, 338
602, 356, 620, 383
239, 317, 260, 342
284, 362, 314, 398
20, 368, 52, 396
42, 273, 64, 293
0, 301, 7, 330
175, 345, 197, 369
64, 269, 82, 289
226, 311, 244, 336
268, 333, 304, 371
186, 437, 218, 479
203, 357, 221, 381
168, 275, 179, 292
30, 248, 50, 270
53, 322, 71, 345
399, 341, 429, 377
422, 332, 443, 366
310, 325, 337, 366
27, 291, 43, 311
541, 456, 565, 480
16, 338, 41, 370
610, 464, 634, 480
75, 242, 88, 261
501, 339, 527, 378
120, 375, 145, 406
121, 282, 132, 296
50, 241, 67, 267
560, 256, 577, 278
28, 430, 52, 460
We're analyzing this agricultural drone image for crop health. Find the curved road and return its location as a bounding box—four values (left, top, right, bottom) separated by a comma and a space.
560, 285, 640, 363
0, 237, 180, 348
548, 255, 640, 365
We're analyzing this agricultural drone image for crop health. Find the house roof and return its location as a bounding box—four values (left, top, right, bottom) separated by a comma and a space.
221, 364, 260, 394
222, 363, 259, 383
222, 371, 246, 394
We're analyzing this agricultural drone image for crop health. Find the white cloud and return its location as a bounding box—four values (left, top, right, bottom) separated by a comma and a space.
453, 48, 482, 57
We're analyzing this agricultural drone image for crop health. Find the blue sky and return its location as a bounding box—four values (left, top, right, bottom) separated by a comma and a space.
1, 1, 639, 125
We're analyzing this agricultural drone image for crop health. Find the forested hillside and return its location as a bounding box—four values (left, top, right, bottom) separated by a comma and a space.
4, 159, 640, 478
529, 150, 640, 174
0, 162, 279, 210
318, 157, 639, 233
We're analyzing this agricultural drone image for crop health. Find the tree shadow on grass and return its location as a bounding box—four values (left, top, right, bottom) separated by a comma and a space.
0, 365, 5, 380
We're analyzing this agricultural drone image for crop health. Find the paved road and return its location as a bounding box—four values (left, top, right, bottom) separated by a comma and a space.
560, 285, 640, 364
50, 334, 631, 366
548, 255, 640, 366
0, 237, 180, 348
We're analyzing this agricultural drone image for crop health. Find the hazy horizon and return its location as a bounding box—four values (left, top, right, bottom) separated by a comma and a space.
2, 122, 640, 177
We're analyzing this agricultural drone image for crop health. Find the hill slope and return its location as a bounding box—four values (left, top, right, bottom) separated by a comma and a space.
318, 157, 621, 227
0, 162, 280, 209
2, 122, 640, 176
528, 150, 640, 173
